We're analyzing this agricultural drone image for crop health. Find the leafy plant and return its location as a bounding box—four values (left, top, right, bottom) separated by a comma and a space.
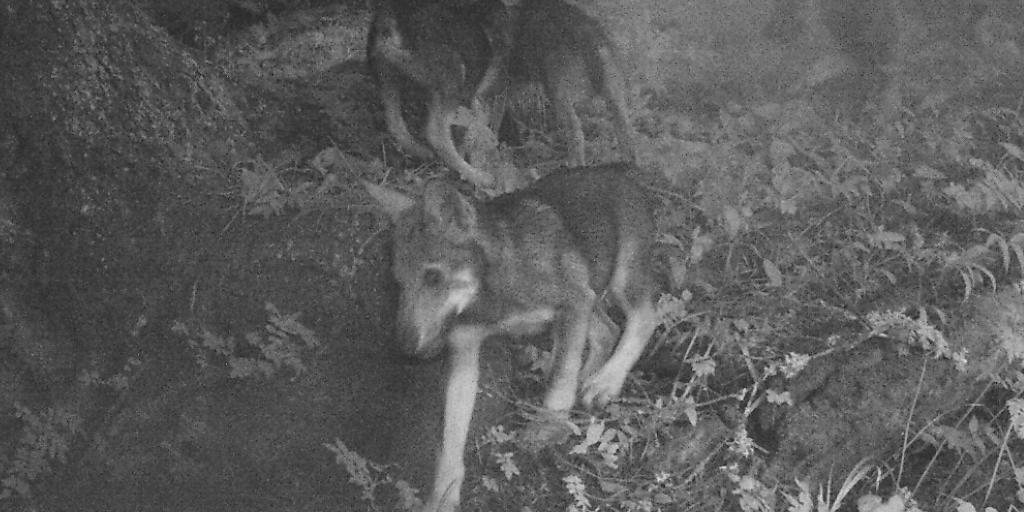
781, 460, 875, 512
866, 310, 968, 369
564, 473, 593, 512
239, 156, 288, 218
324, 439, 421, 511
0, 404, 82, 501
173, 302, 320, 379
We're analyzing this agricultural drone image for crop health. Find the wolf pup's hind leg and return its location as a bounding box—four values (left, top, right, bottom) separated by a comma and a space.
594, 43, 636, 163
582, 214, 657, 408
581, 295, 656, 408
581, 305, 618, 382
543, 288, 596, 411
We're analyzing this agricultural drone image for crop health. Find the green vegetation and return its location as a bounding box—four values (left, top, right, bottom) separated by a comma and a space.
173, 302, 320, 380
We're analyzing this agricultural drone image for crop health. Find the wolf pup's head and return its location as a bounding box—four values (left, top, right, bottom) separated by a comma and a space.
365, 180, 484, 359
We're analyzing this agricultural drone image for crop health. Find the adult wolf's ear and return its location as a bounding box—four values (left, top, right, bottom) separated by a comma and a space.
363, 181, 416, 222
423, 180, 478, 240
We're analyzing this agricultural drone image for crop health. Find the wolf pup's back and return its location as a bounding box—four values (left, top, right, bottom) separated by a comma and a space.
486, 163, 654, 294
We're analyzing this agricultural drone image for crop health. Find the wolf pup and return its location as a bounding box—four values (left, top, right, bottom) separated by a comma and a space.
367, 0, 511, 188
504, 0, 636, 166
365, 163, 658, 512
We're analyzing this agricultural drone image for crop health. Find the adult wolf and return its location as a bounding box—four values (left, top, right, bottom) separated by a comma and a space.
504, 0, 635, 166
365, 164, 658, 512
367, 0, 635, 188
367, 0, 509, 187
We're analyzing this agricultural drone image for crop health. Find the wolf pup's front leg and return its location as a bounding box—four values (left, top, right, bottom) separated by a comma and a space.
423, 325, 488, 512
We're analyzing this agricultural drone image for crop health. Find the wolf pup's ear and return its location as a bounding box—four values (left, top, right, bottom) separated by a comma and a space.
423, 180, 478, 239
363, 181, 417, 222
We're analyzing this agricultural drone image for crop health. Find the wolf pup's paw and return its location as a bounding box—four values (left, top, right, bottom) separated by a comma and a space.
421, 485, 461, 512
580, 368, 628, 409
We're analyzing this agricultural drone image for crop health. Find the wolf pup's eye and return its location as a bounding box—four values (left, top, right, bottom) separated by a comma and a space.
422, 267, 445, 288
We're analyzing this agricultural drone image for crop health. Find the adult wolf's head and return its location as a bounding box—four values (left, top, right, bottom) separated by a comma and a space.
365, 180, 483, 359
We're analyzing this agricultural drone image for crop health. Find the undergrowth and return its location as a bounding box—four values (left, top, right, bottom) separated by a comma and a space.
0, 404, 81, 501
606, 96, 1024, 512
326, 94, 1024, 511
173, 301, 320, 380
0, 300, 322, 506
0, 357, 141, 505
337, 96, 1024, 512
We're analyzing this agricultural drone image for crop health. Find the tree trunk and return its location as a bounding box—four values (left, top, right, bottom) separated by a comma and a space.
0, 4, 432, 510
0, 0, 245, 499
0, 0, 242, 377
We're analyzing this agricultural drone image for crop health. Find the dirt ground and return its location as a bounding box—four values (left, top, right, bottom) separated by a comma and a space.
28, 171, 521, 510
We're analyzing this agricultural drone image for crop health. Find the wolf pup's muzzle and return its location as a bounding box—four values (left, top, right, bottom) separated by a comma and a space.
396, 326, 446, 360
395, 267, 481, 360
395, 301, 450, 360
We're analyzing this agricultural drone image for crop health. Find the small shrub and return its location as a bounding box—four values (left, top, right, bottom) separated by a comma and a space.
173, 302, 320, 379
324, 438, 421, 511
0, 404, 82, 501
